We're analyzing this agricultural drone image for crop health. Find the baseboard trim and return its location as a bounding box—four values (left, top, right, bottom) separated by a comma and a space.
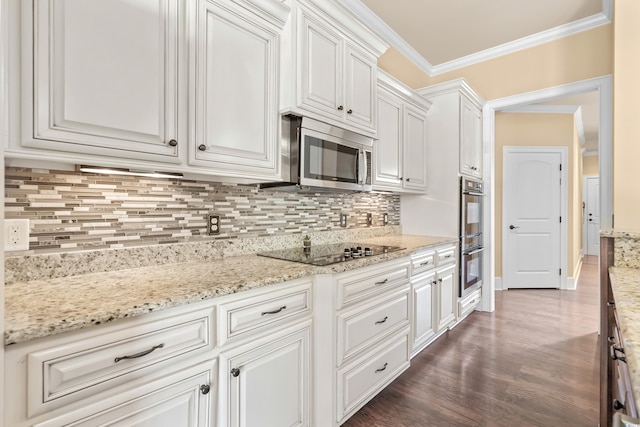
565, 257, 583, 290
494, 277, 503, 291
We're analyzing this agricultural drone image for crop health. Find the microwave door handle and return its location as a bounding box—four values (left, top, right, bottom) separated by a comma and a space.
357, 150, 365, 185
360, 149, 367, 185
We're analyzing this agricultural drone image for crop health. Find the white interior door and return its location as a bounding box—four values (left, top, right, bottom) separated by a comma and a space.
504, 148, 565, 289
586, 176, 600, 255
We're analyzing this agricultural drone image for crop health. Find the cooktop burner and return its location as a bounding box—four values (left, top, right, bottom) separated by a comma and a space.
257, 243, 405, 266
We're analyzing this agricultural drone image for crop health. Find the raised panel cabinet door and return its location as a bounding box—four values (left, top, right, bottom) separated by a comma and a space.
411, 272, 436, 353
26, 0, 181, 160
402, 104, 428, 192
460, 96, 482, 178
34, 362, 216, 427
191, 0, 281, 179
225, 326, 310, 427
436, 264, 457, 331
373, 89, 403, 190
344, 44, 377, 132
298, 6, 343, 121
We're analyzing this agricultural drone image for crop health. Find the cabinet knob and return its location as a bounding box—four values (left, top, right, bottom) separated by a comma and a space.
438, 278, 443, 283
613, 399, 625, 410
347, 109, 353, 114
406, 178, 410, 182
231, 367, 240, 377
198, 144, 206, 151
338, 105, 344, 111
168, 139, 178, 147
200, 384, 210, 395
432, 281, 437, 285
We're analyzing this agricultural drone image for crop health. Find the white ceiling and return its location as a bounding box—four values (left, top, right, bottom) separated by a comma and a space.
338, 0, 609, 155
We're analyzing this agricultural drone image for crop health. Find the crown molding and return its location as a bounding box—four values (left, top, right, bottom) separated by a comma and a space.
337, 0, 612, 77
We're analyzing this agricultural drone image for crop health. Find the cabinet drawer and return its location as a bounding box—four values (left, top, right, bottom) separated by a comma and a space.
336, 259, 410, 309
436, 246, 456, 266
337, 330, 410, 422
218, 279, 312, 345
28, 305, 214, 417
337, 288, 409, 363
411, 250, 436, 275
458, 288, 481, 319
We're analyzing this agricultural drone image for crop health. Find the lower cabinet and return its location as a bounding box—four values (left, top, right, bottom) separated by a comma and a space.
220, 324, 311, 427
436, 264, 457, 332
411, 270, 436, 355
34, 362, 216, 427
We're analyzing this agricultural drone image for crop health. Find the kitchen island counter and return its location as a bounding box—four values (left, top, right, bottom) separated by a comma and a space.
5, 234, 456, 345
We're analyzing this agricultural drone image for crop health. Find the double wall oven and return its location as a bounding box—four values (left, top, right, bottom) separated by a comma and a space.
460, 177, 484, 298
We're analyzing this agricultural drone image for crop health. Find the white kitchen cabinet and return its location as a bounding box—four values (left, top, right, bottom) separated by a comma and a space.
373, 71, 431, 193
410, 270, 436, 355
33, 362, 216, 427
281, 0, 387, 137
436, 264, 457, 332
220, 324, 311, 427
460, 96, 483, 178
20, 0, 185, 163
189, 0, 288, 181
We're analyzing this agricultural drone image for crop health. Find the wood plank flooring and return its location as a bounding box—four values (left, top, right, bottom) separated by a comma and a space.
343, 255, 600, 427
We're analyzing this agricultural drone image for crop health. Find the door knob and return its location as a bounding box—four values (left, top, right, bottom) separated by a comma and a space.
509, 225, 520, 230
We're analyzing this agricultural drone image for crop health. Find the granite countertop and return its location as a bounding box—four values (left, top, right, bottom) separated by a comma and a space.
609, 267, 640, 410
5, 234, 456, 346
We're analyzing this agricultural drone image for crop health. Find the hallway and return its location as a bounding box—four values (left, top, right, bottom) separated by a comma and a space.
343, 255, 600, 427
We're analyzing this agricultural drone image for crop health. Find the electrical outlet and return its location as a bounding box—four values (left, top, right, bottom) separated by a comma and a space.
5, 219, 30, 251
366, 213, 372, 226
207, 214, 220, 235
340, 214, 347, 227
383, 213, 389, 225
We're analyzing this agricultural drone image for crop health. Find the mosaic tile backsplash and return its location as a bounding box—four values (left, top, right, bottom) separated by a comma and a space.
5, 167, 400, 255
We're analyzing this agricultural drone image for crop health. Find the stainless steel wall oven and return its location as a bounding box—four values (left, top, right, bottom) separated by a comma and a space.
460, 177, 484, 297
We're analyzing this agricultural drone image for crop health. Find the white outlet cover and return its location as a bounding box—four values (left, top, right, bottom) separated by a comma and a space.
5, 218, 30, 251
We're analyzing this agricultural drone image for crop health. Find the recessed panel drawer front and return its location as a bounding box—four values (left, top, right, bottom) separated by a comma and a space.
29, 306, 214, 416
337, 331, 410, 422
458, 288, 481, 318
336, 259, 410, 309
411, 250, 435, 275
337, 288, 409, 363
436, 246, 456, 266
220, 280, 312, 344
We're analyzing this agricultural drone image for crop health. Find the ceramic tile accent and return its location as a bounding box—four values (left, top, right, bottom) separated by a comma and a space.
5, 167, 400, 255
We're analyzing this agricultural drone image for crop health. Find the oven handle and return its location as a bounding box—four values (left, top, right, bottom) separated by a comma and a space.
463, 191, 484, 196
463, 247, 485, 256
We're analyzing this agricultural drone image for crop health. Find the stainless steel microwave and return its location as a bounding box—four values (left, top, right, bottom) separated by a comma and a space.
260, 115, 373, 192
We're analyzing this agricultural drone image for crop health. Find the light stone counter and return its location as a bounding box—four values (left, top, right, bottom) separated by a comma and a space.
609, 267, 640, 410
5, 234, 455, 345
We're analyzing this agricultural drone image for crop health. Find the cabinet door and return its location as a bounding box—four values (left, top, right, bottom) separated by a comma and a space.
460, 96, 483, 178
373, 89, 403, 190
35, 362, 215, 427
191, 0, 280, 179
411, 271, 436, 355
402, 104, 429, 192
344, 44, 377, 132
26, 0, 181, 161
224, 326, 310, 427
436, 265, 457, 331
298, 7, 343, 121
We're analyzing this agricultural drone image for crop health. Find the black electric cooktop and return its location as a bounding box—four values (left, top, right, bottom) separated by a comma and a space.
257, 243, 405, 266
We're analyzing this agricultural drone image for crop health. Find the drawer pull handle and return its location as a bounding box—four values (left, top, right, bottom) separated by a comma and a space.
444, 254, 452, 259
375, 316, 388, 325
607, 301, 615, 307
375, 363, 388, 373
231, 367, 240, 377
262, 305, 286, 316
419, 261, 431, 266
200, 384, 210, 395
114, 343, 164, 363
608, 336, 616, 344
610, 345, 626, 363
375, 279, 389, 285
613, 399, 625, 410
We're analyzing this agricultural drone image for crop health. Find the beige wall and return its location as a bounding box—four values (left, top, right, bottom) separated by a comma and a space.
495, 113, 580, 278
583, 155, 599, 176
378, 25, 613, 98
614, 1, 640, 230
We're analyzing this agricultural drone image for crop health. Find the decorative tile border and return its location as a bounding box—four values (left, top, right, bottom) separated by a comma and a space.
5, 166, 400, 255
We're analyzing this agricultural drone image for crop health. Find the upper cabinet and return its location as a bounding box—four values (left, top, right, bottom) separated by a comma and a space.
9, 0, 290, 182
418, 79, 484, 180
189, 0, 288, 180
19, 0, 185, 163
373, 71, 431, 193
280, 0, 388, 137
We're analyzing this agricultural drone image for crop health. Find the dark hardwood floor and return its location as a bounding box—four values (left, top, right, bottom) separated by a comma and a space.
343, 255, 600, 427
